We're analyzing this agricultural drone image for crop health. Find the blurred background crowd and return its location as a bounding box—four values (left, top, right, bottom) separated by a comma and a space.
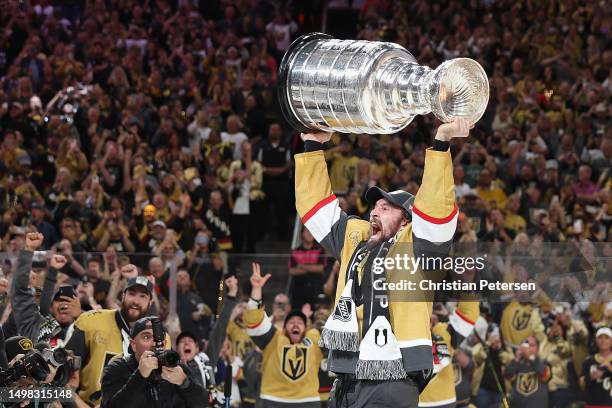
0, 0, 609, 407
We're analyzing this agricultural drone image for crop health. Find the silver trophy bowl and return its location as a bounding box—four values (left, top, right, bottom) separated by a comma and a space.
278, 33, 489, 134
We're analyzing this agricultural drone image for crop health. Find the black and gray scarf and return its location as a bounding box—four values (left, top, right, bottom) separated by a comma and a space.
319, 237, 407, 380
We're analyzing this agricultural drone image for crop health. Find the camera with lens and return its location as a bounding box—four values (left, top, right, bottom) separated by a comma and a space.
151, 317, 180, 368
0, 350, 50, 386
40, 347, 81, 386
155, 349, 180, 367
41, 347, 68, 368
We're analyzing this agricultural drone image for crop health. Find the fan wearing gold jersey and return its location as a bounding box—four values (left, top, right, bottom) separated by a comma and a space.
418, 302, 478, 408
243, 263, 324, 408
66, 269, 155, 406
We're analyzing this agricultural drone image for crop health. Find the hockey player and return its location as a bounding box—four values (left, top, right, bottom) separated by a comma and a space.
295, 119, 479, 407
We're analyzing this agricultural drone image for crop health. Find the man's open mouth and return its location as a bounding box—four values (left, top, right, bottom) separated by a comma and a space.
370, 220, 382, 237
184, 347, 192, 354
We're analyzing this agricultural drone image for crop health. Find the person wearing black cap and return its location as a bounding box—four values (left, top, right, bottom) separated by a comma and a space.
65, 274, 156, 406
294, 120, 480, 408
4, 336, 34, 366
101, 316, 206, 408
175, 275, 239, 391
242, 263, 324, 407
10, 233, 80, 347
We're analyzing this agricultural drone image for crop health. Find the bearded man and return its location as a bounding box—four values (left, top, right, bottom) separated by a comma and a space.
295, 119, 479, 408
66, 271, 155, 406
243, 263, 324, 407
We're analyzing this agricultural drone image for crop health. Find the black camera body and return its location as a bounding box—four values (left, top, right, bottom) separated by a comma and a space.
151, 318, 180, 368
41, 347, 69, 368
154, 349, 180, 367
0, 351, 50, 386
45, 348, 81, 387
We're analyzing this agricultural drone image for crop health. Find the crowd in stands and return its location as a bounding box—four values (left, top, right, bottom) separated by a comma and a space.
0, 0, 609, 407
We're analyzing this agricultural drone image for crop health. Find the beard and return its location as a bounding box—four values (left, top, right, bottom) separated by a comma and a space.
121, 302, 147, 323
367, 216, 404, 249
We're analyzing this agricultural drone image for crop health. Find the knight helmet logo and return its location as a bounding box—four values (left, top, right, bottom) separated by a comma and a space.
374, 327, 388, 347
512, 309, 530, 331
516, 372, 538, 396
333, 296, 352, 322
281, 345, 308, 381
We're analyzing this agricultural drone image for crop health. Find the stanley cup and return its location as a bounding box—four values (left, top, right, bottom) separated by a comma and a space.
278, 33, 489, 134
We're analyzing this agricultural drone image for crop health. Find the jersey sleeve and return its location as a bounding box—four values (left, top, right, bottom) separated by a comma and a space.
447, 301, 479, 348
306, 328, 324, 361
243, 300, 277, 350
295, 150, 348, 261
412, 149, 458, 251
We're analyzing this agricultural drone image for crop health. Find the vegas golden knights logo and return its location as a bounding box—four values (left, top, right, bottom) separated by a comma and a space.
281, 345, 308, 381
516, 372, 538, 396
512, 309, 530, 331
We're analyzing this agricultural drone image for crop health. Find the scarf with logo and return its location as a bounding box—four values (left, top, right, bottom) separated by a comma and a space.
319, 237, 406, 380
38, 317, 61, 343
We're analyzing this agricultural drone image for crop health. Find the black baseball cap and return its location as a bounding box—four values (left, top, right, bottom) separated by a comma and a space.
125, 276, 153, 296
284, 310, 307, 327
365, 186, 415, 217
5, 336, 33, 362
176, 331, 198, 346
130, 316, 156, 338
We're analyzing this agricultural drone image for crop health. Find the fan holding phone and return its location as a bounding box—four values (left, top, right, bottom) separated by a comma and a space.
11, 233, 82, 347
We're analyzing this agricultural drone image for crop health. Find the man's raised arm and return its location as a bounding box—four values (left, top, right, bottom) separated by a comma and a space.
295, 132, 348, 260
413, 119, 480, 328
10, 232, 45, 342
243, 263, 276, 350
411, 120, 468, 247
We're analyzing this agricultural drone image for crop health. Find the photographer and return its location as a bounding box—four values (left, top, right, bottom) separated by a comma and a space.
101, 316, 207, 408
504, 336, 550, 408
1, 335, 89, 408
10, 232, 82, 344
66, 274, 154, 405
2, 336, 52, 389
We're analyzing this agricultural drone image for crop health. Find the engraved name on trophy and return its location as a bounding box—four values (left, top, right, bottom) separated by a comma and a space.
278, 33, 489, 134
